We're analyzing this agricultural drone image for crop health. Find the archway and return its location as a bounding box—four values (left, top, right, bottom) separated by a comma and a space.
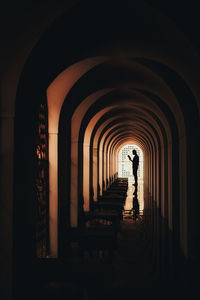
118, 144, 144, 179
118, 144, 144, 213
11, 2, 200, 297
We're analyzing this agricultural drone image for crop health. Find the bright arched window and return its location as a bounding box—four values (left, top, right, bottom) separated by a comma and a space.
118, 144, 143, 179
118, 144, 144, 213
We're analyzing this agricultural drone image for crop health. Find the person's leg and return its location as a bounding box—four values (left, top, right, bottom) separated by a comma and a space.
133, 169, 138, 185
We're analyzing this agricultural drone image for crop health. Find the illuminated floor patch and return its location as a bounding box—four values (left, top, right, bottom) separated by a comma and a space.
123, 177, 144, 221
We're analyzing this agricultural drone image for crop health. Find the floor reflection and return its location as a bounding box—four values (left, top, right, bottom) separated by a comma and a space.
123, 177, 144, 218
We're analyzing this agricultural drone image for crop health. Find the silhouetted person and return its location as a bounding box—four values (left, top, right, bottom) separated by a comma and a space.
128, 149, 139, 186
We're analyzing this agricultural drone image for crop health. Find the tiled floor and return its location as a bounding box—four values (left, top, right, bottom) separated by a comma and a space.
38, 178, 157, 300
111, 178, 156, 291
123, 176, 144, 215
82, 178, 157, 298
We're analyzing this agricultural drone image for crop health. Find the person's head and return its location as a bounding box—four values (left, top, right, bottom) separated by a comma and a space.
132, 149, 137, 155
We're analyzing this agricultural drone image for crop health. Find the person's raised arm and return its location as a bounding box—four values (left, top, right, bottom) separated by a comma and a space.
127, 155, 132, 161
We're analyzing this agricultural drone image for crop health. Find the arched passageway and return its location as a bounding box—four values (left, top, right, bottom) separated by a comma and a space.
2, 0, 198, 298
